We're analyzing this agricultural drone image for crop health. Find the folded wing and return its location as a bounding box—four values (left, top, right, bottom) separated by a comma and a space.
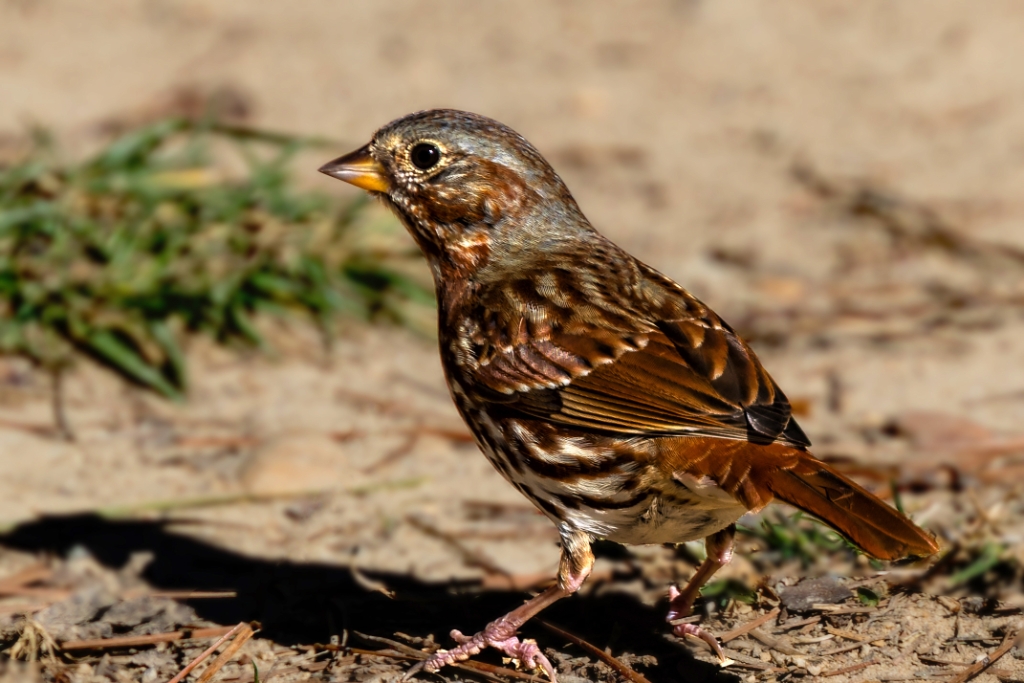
466, 262, 809, 448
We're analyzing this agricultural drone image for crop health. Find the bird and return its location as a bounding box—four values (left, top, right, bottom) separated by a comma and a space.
319, 109, 939, 680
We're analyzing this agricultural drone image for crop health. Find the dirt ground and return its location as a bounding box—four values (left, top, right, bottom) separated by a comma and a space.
1, 2, 1024, 682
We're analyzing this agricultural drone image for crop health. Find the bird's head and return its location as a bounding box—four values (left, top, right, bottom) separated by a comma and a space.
319, 109, 588, 277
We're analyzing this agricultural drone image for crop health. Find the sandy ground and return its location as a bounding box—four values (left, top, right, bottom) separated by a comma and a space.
1, 2, 1024, 682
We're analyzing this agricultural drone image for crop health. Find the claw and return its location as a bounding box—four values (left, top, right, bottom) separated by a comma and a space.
673, 622, 733, 667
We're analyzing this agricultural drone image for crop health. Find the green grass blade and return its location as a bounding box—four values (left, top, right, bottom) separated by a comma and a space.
79, 328, 182, 400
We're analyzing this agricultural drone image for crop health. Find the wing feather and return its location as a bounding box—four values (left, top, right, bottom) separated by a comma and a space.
461, 259, 810, 448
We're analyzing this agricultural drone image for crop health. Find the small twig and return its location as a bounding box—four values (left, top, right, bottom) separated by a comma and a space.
349, 566, 395, 599
747, 628, 800, 655
51, 366, 75, 441
822, 658, 876, 677
717, 648, 786, 673
792, 633, 834, 645
947, 629, 1020, 683
132, 590, 238, 600
720, 608, 780, 643
917, 655, 970, 667
538, 620, 653, 683
955, 635, 1002, 643
62, 625, 237, 651
812, 604, 876, 615
167, 622, 247, 683
362, 432, 419, 474
0, 587, 69, 601
0, 563, 52, 593
352, 632, 426, 658
816, 641, 869, 657
195, 623, 255, 683
449, 658, 546, 683
775, 615, 820, 631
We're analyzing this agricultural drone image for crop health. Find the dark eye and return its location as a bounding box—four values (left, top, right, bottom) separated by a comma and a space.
410, 143, 440, 170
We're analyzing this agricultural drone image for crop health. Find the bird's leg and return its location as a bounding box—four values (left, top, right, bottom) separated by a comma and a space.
405, 528, 593, 682
667, 524, 736, 663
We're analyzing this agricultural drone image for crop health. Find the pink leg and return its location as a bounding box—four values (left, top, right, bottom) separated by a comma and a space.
405, 529, 593, 681
667, 524, 735, 663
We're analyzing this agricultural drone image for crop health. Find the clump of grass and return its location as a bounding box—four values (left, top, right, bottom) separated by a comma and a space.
699, 578, 758, 608
738, 509, 867, 568
946, 541, 1019, 597
0, 117, 430, 435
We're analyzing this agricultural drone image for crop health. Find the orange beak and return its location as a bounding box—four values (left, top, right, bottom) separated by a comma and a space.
318, 144, 390, 193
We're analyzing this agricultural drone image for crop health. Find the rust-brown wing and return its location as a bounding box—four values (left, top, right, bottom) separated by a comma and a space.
466, 268, 809, 448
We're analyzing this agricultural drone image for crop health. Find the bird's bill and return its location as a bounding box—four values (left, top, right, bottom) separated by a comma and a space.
318, 144, 391, 193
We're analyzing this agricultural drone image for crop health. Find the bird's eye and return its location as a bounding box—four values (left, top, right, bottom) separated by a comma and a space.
410, 143, 441, 170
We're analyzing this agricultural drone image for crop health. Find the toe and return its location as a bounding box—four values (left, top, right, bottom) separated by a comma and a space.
674, 623, 732, 666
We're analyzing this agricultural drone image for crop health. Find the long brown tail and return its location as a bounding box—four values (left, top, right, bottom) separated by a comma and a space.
766, 453, 939, 560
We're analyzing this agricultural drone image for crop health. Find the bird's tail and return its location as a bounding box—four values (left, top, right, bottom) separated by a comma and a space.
765, 453, 939, 560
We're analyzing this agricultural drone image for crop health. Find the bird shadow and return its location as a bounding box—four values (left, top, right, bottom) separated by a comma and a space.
0, 515, 740, 683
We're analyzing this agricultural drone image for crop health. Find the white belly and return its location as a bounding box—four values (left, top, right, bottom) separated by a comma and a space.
465, 402, 748, 546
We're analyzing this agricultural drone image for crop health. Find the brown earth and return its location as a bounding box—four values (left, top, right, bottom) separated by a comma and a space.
1, 2, 1023, 682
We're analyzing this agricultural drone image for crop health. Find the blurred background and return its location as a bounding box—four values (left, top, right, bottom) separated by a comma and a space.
1, 2, 1023, 682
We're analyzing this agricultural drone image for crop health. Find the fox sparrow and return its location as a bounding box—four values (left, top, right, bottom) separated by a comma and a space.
320, 109, 938, 680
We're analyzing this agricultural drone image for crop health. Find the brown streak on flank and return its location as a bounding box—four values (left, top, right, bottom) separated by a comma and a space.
554, 492, 582, 510
574, 489, 650, 511
510, 426, 648, 481
531, 493, 563, 520
516, 449, 637, 481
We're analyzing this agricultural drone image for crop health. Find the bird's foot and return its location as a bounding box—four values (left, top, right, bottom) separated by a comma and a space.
405, 621, 556, 681
671, 620, 732, 666
667, 585, 732, 666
